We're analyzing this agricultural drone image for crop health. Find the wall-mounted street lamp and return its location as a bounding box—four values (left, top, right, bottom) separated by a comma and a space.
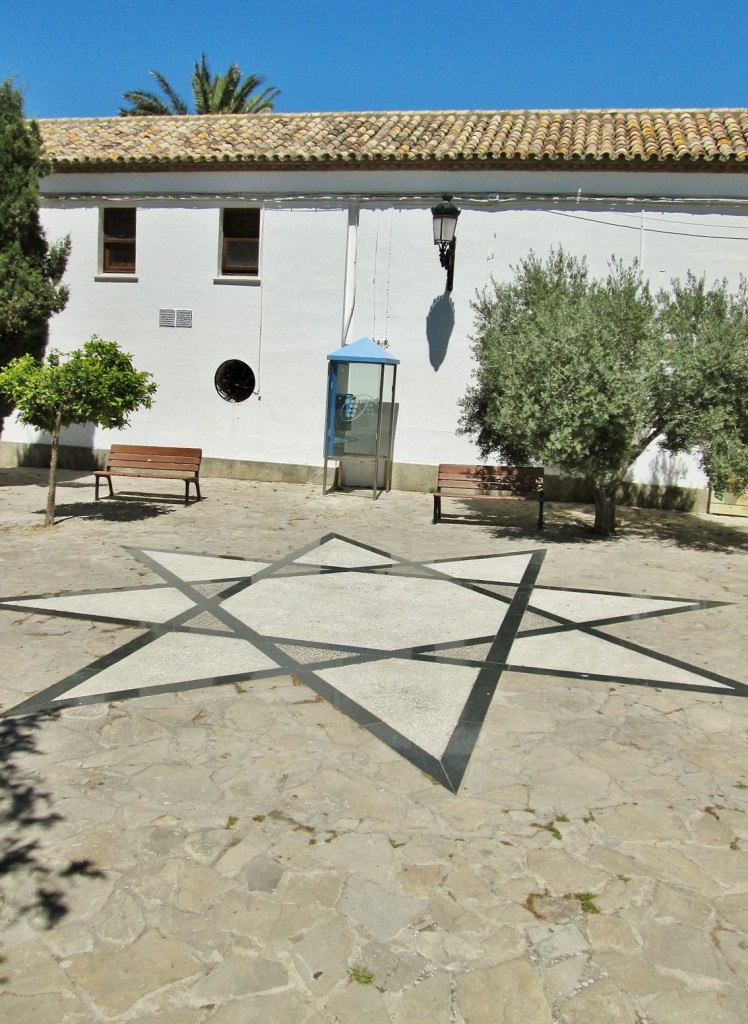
431, 196, 461, 292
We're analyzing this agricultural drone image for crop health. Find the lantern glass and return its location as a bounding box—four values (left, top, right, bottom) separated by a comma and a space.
431, 200, 460, 245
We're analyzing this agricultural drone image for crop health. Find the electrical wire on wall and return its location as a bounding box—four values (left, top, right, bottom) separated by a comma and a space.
545, 206, 748, 242
254, 200, 267, 398
341, 204, 359, 347
371, 220, 380, 340
66, 190, 748, 248
61, 190, 748, 213
383, 210, 393, 346
370, 209, 395, 346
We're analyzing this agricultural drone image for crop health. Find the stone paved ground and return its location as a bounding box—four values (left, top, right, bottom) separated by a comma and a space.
1, 468, 747, 1023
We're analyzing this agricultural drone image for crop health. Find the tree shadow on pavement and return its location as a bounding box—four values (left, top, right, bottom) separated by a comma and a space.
544, 502, 748, 552
447, 499, 748, 552
0, 712, 104, 931
34, 500, 177, 524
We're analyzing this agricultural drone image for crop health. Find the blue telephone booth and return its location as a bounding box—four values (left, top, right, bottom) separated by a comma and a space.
323, 337, 400, 500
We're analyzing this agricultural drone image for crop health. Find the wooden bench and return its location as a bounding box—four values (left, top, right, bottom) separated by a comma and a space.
433, 464, 544, 528
94, 445, 202, 505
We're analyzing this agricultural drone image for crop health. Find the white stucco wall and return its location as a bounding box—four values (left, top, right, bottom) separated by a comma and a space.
4, 166, 746, 491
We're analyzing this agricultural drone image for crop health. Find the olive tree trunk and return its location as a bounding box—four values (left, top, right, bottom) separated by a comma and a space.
44, 408, 62, 527
591, 481, 618, 537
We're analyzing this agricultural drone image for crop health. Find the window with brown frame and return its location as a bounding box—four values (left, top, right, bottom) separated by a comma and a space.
102, 207, 136, 274
221, 208, 260, 276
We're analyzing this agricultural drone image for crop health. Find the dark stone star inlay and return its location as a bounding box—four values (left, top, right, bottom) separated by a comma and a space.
2, 534, 744, 792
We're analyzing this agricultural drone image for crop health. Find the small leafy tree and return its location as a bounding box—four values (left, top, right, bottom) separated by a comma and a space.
459, 249, 748, 536
0, 78, 70, 429
0, 338, 157, 526
120, 53, 280, 115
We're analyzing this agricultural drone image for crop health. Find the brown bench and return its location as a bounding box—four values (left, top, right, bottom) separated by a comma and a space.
433, 464, 544, 528
94, 444, 202, 505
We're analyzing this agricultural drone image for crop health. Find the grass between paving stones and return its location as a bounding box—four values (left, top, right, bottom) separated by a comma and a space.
531, 813, 569, 840
523, 889, 601, 918
348, 967, 375, 985
523, 889, 550, 919
571, 891, 601, 914
243, 808, 340, 846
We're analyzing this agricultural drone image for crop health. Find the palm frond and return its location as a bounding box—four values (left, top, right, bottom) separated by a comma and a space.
240, 85, 280, 113
148, 70, 188, 115
119, 90, 173, 116
191, 53, 213, 114
232, 73, 263, 107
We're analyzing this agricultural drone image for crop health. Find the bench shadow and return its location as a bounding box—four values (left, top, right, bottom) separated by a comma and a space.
440, 499, 748, 552
0, 712, 105, 931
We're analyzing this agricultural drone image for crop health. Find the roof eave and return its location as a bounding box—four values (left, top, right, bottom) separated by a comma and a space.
47, 154, 748, 174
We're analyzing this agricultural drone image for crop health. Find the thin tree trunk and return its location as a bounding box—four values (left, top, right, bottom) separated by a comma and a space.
44, 409, 62, 527
591, 481, 617, 537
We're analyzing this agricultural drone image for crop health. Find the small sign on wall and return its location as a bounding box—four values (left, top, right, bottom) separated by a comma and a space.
159, 309, 193, 328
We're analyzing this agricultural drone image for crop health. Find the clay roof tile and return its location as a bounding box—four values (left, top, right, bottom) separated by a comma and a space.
37, 108, 748, 171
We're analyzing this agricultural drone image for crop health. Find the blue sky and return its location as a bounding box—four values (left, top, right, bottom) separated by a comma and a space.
2, 0, 747, 119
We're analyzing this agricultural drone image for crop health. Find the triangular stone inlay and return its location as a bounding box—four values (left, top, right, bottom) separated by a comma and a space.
10, 587, 195, 624
295, 538, 393, 568
317, 658, 481, 760
275, 643, 361, 665
139, 549, 266, 582
509, 631, 731, 689
419, 643, 494, 663
60, 633, 280, 701
182, 611, 235, 633
191, 581, 241, 599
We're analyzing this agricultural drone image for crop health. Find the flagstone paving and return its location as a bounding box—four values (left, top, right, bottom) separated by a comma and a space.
1, 469, 747, 1023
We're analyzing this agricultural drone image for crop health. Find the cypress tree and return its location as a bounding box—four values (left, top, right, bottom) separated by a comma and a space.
0, 78, 70, 430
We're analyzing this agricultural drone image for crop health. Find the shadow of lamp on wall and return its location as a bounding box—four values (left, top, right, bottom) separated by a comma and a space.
426, 292, 455, 371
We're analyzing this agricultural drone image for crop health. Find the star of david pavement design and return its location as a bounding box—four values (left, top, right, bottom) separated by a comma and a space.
2, 534, 745, 792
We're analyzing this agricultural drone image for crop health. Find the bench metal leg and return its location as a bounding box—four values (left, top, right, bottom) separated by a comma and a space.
538, 500, 544, 529
185, 478, 201, 504
433, 494, 441, 524
95, 475, 114, 500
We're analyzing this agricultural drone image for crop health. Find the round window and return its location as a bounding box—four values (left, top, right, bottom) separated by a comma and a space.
214, 360, 256, 403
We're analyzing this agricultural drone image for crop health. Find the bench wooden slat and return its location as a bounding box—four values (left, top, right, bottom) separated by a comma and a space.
94, 444, 202, 505
433, 464, 544, 528
103, 470, 199, 479
107, 445, 201, 456
105, 458, 201, 472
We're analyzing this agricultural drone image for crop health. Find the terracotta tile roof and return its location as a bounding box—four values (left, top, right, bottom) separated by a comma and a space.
37, 109, 748, 171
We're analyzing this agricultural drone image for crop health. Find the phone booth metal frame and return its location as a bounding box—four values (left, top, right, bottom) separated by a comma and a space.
323, 337, 400, 500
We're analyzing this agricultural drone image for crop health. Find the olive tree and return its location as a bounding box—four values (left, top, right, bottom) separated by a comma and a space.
0, 338, 157, 526
459, 249, 748, 536
655, 273, 748, 501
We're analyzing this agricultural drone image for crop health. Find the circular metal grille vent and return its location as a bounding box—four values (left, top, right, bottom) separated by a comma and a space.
214, 360, 256, 403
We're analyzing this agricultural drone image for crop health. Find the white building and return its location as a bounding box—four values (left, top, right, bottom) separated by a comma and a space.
3, 109, 748, 507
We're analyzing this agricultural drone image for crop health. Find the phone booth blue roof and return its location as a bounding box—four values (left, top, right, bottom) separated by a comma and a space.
327, 337, 400, 365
